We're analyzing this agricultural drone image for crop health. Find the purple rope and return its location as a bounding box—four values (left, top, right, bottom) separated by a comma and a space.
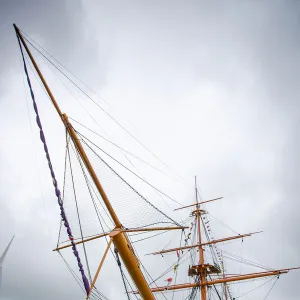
17, 34, 90, 294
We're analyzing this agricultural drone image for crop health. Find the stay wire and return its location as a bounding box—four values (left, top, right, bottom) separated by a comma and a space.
58, 252, 104, 300
71, 139, 113, 230
58, 251, 85, 294
57, 132, 70, 247
220, 249, 273, 271
70, 117, 182, 210
72, 139, 138, 300
208, 213, 239, 235
78, 130, 183, 208
77, 133, 181, 227
67, 141, 93, 284
263, 277, 279, 300
127, 234, 165, 300
70, 139, 117, 261
114, 247, 132, 300
234, 277, 275, 299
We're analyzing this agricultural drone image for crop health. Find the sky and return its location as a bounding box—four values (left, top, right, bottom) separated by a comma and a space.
0, 0, 300, 299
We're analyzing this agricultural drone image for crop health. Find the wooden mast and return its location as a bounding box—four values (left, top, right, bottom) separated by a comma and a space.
139, 184, 300, 298
195, 177, 206, 300
13, 24, 155, 300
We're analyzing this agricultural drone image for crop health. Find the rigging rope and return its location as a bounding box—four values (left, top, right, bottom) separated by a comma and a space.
78, 131, 183, 207
78, 133, 181, 227
263, 277, 279, 300
67, 142, 93, 283
234, 277, 275, 299
114, 247, 132, 300
16, 32, 90, 294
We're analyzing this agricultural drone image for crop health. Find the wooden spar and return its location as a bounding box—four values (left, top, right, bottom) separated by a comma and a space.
132, 267, 300, 294
14, 24, 155, 300
54, 226, 187, 252
54, 233, 110, 251
174, 197, 223, 211
148, 231, 261, 255
195, 177, 206, 300
86, 238, 113, 299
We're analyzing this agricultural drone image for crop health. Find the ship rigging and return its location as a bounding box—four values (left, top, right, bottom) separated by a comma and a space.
14, 23, 299, 300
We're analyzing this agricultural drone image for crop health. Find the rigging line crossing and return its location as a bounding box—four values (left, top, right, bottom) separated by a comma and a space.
208, 213, 240, 235
57, 133, 70, 247
148, 249, 192, 286
201, 216, 220, 269
78, 131, 183, 207
16, 29, 90, 294
70, 140, 114, 229
20, 32, 190, 188
114, 247, 132, 300
77, 135, 181, 227
59, 252, 105, 300
58, 252, 86, 294
69, 131, 133, 299
67, 141, 94, 283
222, 255, 271, 271
70, 140, 119, 262
234, 277, 274, 299
263, 277, 279, 300
207, 274, 222, 300
126, 233, 167, 300
70, 117, 183, 185
220, 249, 273, 271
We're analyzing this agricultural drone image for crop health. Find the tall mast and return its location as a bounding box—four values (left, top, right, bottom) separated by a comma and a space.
13, 24, 155, 300
195, 177, 206, 300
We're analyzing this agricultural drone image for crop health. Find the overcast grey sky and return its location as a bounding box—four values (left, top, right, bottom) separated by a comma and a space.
0, 0, 300, 299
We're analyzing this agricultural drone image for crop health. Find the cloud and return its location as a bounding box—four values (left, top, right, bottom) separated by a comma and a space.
0, 0, 300, 299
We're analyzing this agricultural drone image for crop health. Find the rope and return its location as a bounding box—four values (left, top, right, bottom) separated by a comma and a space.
79, 134, 181, 225
234, 277, 274, 299
57, 133, 69, 247
263, 277, 279, 299
16, 32, 90, 294
79, 131, 183, 207
67, 142, 93, 283
114, 247, 131, 300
